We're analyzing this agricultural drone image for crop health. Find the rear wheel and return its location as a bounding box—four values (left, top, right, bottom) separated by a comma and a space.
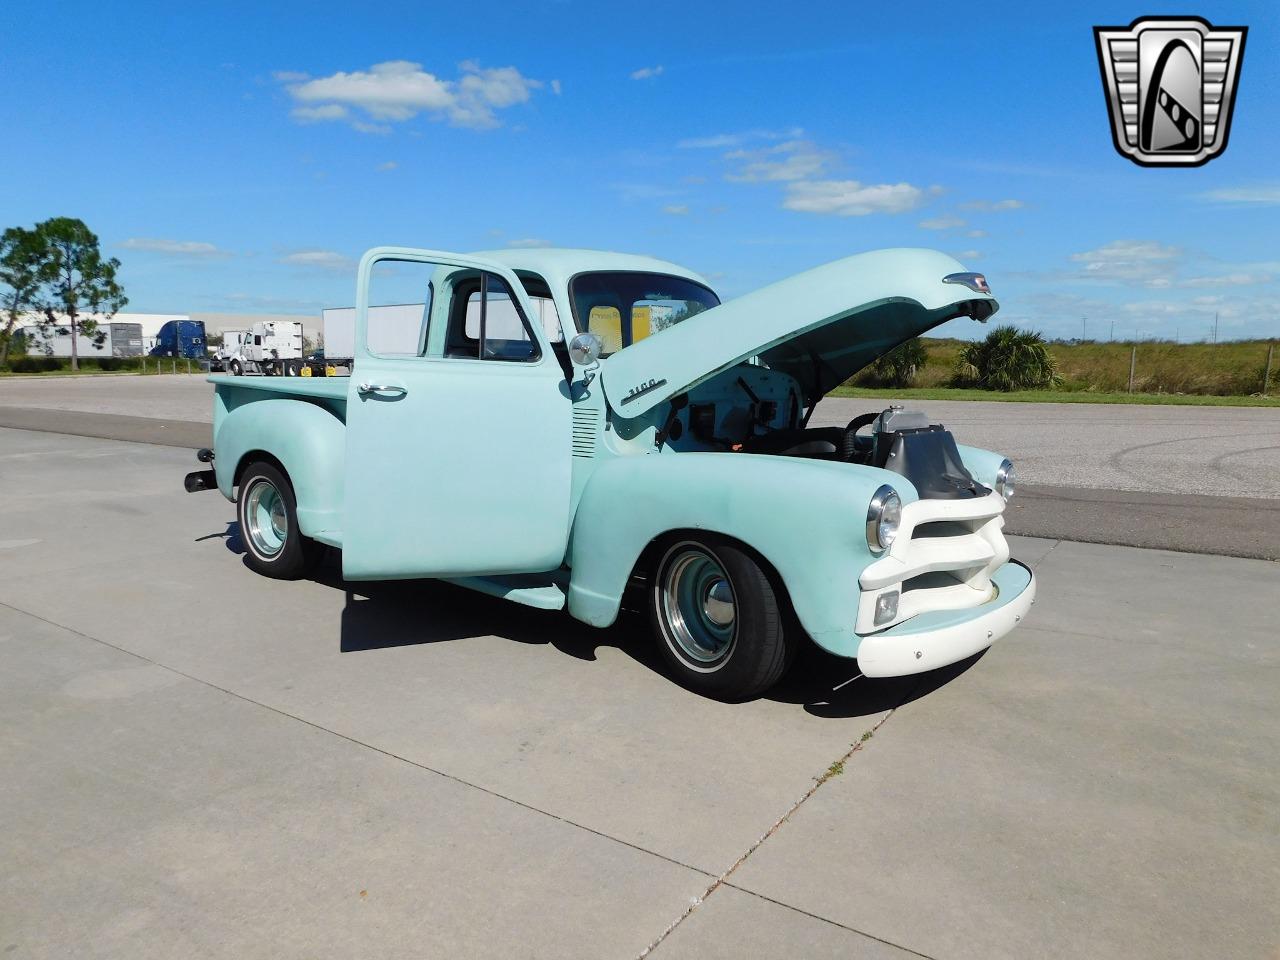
237, 461, 323, 579
229, 359, 243, 376
649, 535, 794, 700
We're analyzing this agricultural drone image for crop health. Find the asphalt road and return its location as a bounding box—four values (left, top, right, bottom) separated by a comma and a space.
1, 427, 1277, 958
3, 375, 1279, 558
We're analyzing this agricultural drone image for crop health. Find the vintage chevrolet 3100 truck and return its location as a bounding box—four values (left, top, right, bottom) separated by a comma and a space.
185, 246, 1034, 699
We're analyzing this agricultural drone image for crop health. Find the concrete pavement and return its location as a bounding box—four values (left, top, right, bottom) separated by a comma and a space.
1, 427, 1276, 958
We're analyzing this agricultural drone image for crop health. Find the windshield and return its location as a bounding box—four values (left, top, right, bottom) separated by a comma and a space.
569, 271, 720, 356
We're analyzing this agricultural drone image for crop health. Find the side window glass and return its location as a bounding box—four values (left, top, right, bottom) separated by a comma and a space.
527, 294, 564, 344
363, 258, 437, 358
451, 272, 541, 362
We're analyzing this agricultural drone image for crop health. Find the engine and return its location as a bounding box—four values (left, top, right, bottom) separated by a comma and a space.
864, 406, 989, 500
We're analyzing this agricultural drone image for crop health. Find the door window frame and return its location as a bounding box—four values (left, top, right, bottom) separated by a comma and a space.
355, 247, 554, 369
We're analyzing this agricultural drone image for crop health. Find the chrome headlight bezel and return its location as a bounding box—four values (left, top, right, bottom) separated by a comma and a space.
995, 459, 1015, 501
866, 485, 902, 553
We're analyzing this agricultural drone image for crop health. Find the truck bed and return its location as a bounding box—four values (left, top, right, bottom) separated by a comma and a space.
207, 374, 349, 403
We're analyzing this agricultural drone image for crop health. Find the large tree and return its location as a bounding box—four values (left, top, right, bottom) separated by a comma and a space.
0, 226, 47, 367
32, 218, 127, 371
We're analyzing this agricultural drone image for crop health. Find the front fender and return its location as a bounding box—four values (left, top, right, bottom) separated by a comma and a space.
566, 452, 917, 655
956, 444, 1008, 490
213, 397, 345, 542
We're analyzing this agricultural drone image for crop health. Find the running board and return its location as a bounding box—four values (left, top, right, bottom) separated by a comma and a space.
445, 574, 567, 610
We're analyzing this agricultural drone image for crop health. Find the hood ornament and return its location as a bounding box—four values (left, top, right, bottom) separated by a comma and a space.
942, 272, 991, 295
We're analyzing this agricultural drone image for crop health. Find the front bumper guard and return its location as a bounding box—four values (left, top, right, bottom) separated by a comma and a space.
855, 560, 1035, 678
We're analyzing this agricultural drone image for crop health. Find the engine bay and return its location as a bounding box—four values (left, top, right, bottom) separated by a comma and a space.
660, 363, 990, 499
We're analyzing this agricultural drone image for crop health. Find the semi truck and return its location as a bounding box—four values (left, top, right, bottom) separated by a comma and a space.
150, 319, 207, 359
218, 320, 306, 376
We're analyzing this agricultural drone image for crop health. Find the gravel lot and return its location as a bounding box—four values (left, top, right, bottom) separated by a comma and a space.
3, 374, 1280, 498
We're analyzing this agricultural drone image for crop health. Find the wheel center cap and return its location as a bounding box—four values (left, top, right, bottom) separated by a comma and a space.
703, 578, 735, 627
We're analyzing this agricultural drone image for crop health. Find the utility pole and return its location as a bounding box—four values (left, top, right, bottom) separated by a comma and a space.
1214, 312, 1219, 344
1081, 316, 1087, 342
1110, 320, 1115, 342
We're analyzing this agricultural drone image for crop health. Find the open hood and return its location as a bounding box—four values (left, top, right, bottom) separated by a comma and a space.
600, 248, 997, 419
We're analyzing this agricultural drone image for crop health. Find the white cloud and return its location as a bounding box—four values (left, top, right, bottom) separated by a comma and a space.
279, 60, 543, 131
550, 79, 562, 95
676, 127, 804, 149
507, 238, 551, 248
376, 161, 398, 171
1197, 184, 1280, 205
291, 103, 350, 123
966, 229, 988, 238
1069, 240, 1181, 286
952, 249, 982, 261
918, 215, 966, 230
662, 204, 689, 215
1179, 272, 1274, 288
630, 65, 664, 80
959, 198, 1025, 211
278, 250, 355, 273
120, 238, 231, 258
783, 180, 928, 216
726, 140, 833, 182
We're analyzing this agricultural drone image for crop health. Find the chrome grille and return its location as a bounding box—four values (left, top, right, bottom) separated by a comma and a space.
857, 492, 1009, 634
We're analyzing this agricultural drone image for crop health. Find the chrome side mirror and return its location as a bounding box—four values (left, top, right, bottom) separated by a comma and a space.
569, 332, 603, 366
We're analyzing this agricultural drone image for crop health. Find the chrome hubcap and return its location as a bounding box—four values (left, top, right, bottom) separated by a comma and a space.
244, 479, 287, 558
703, 578, 736, 627
660, 547, 737, 664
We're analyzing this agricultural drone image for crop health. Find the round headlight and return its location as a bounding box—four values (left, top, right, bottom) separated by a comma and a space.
995, 459, 1015, 500
866, 485, 902, 552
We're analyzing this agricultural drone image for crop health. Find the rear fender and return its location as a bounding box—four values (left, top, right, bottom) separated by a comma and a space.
213, 397, 345, 541
566, 452, 915, 656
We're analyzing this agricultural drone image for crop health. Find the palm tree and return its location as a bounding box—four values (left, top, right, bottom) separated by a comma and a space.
954, 325, 1060, 391
864, 337, 928, 388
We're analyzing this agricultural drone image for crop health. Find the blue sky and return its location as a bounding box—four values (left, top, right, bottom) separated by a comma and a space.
2, 0, 1276, 341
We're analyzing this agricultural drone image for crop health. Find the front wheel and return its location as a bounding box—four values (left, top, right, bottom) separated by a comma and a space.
649, 535, 794, 700
229, 360, 243, 376
236, 461, 323, 579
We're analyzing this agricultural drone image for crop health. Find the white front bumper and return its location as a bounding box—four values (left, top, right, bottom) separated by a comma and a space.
856, 560, 1036, 677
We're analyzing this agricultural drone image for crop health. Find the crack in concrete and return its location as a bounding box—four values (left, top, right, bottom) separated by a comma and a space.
636, 708, 902, 958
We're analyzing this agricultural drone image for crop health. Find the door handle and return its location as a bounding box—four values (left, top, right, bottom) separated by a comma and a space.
357, 382, 408, 397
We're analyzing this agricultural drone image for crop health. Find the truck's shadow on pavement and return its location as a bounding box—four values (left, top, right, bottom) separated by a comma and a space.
213, 528, 979, 719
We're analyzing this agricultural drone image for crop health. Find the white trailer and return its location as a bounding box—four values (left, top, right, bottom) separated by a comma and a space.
15, 322, 145, 359
222, 321, 305, 376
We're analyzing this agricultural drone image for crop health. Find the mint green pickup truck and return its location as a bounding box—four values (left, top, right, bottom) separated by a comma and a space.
185, 246, 1034, 699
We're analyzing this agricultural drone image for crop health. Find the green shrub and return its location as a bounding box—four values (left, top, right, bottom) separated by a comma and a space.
8, 355, 62, 372
859, 337, 928, 388
953, 326, 1061, 392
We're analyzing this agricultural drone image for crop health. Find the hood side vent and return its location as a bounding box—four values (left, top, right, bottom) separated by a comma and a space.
572, 407, 600, 458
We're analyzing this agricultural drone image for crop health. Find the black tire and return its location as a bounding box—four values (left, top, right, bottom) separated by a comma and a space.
649, 534, 793, 700
284, 360, 299, 377
236, 461, 323, 579
229, 360, 243, 376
